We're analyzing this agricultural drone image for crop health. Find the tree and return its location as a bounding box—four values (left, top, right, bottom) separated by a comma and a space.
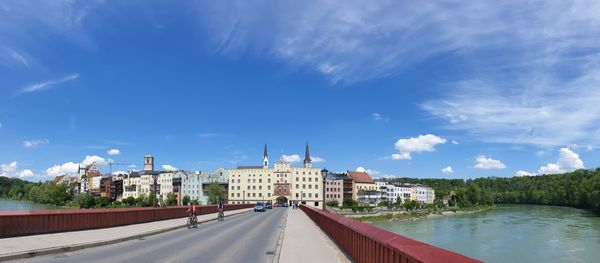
123, 196, 136, 206
74, 194, 96, 209
165, 192, 177, 206
207, 182, 224, 204
182, 195, 190, 205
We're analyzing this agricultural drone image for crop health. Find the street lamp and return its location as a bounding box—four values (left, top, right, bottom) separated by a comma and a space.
152, 173, 158, 207
321, 168, 328, 211
243, 190, 245, 204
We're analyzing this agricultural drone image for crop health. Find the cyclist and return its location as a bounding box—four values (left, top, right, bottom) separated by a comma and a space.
217, 200, 224, 221
186, 203, 198, 228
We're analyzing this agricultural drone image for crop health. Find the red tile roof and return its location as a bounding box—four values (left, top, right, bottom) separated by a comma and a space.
348, 171, 374, 184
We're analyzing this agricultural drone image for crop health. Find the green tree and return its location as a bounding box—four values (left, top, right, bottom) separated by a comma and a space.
207, 182, 224, 204
182, 195, 190, 205
123, 196, 136, 206
165, 192, 177, 206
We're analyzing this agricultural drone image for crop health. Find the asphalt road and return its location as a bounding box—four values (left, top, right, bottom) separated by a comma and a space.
15, 207, 288, 263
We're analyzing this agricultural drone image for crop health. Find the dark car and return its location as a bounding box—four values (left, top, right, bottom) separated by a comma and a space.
265, 202, 273, 209
254, 202, 266, 212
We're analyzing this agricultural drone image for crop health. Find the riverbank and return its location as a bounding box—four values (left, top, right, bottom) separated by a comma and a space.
351, 205, 493, 222
0, 199, 72, 211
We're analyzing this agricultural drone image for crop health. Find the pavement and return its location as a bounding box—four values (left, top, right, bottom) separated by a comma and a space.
2, 206, 350, 263
0, 208, 253, 262
279, 208, 350, 263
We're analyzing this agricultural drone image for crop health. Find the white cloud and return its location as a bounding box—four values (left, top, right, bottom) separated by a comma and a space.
282, 154, 302, 163
391, 152, 411, 160
18, 169, 34, 178
1, 161, 18, 176
515, 170, 534, 177
538, 148, 584, 175
107, 149, 120, 156
474, 156, 507, 170
355, 166, 380, 175
18, 74, 79, 95
452, 140, 459, 145
23, 138, 49, 148
373, 113, 383, 121
81, 155, 107, 166
442, 166, 454, 174
46, 162, 80, 177
392, 134, 446, 160
1, 162, 36, 178
162, 164, 178, 171
311, 156, 325, 163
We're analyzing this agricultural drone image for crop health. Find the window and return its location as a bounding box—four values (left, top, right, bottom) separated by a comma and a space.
253, 193, 256, 197
296, 177, 299, 182
247, 186, 250, 190
303, 184, 306, 189
268, 193, 271, 197
259, 179, 262, 183
309, 177, 312, 182
259, 186, 262, 190
296, 184, 299, 189
237, 193, 240, 197
296, 193, 299, 198
253, 186, 256, 190
309, 185, 312, 189
237, 179, 240, 183
315, 193, 318, 198
253, 179, 256, 183
248, 179, 250, 183
315, 184, 318, 189
309, 193, 312, 198
259, 193, 262, 197
268, 185, 271, 190
237, 186, 240, 190
303, 177, 306, 182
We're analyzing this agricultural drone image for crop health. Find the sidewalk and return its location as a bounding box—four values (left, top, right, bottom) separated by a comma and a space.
0, 208, 253, 261
279, 208, 350, 263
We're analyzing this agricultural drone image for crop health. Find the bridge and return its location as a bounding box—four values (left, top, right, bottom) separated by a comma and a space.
0, 205, 480, 263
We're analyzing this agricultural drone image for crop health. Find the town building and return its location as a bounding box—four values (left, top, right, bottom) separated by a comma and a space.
325, 172, 353, 205
227, 143, 324, 208
348, 171, 381, 205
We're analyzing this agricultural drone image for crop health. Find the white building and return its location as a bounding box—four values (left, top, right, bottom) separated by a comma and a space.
227, 143, 324, 208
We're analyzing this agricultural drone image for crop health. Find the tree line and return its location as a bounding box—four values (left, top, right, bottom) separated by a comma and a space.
386, 168, 600, 214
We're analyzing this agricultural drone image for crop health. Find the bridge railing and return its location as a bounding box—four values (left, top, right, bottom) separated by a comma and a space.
0, 204, 253, 238
300, 205, 482, 263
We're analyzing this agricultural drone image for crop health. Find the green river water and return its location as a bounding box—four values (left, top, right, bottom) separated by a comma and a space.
372, 205, 600, 263
0, 199, 67, 211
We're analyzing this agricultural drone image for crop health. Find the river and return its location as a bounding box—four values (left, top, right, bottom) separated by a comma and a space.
372, 205, 600, 263
0, 199, 68, 211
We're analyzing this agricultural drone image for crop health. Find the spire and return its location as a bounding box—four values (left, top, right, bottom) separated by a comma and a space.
304, 141, 311, 164
264, 144, 268, 158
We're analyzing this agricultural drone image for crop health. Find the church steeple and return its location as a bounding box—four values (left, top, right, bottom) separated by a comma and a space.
263, 144, 269, 168
304, 141, 312, 168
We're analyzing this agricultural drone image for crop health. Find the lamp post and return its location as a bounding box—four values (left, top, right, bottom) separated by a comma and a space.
152, 173, 158, 207
243, 190, 245, 204
321, 168, 328, 211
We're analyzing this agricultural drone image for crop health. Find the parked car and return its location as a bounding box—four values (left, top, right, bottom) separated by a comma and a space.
265, 202, 273, 209
254, 202, 266, 212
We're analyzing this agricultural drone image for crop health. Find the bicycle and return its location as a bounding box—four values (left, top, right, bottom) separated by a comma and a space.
187, 214, 198, 228
217, 210, 224, 221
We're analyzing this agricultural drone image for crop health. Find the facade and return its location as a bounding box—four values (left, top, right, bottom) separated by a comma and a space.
180, 168, 229, 205
325, 172, 353, 205
374, 180, 436, 205
227, 143, 324, 208
348, 171, 379, 205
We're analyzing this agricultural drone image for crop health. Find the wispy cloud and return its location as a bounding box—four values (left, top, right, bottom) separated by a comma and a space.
23, 138, 49, 148
18, 74, 79, 95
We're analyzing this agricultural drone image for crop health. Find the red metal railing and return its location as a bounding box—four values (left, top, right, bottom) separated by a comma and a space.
0, 204, 252, 238
300, 205, 482, 263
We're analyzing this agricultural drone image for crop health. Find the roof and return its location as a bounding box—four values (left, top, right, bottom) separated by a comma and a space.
236, 166, 264, 169
347, 171, 375, 184
326, 172, 351, 181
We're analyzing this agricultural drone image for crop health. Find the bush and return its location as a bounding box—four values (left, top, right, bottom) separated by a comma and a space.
123, 196, 136, 206
326, 200, 339, 207
182, 195, 190, 205
74, 193, 96, 209
342, 200, 358, 208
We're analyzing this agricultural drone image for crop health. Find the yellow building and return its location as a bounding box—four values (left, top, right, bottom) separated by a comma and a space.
227, 143, 324, 208
348, 171, 377, 201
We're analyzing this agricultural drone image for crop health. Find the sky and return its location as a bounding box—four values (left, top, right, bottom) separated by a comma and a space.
1, 1, 600, 182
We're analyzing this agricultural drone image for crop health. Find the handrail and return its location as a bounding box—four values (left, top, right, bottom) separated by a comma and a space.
300, 205, 481, 263
0, 204, 253, 238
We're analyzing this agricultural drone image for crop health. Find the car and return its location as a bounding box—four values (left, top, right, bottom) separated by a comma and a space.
254, 202, 266, 212
265, 202, 273, 209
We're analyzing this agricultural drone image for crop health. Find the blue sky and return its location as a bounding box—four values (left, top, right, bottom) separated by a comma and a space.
1, 1, 600, 181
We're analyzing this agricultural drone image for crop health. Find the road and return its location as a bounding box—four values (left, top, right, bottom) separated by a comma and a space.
14, 207, 288, 263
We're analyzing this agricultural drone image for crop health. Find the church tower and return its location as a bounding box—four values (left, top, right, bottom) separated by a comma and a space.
144, 154, 154, 172
304, 141, 312, 168
262, 144, 269, 168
